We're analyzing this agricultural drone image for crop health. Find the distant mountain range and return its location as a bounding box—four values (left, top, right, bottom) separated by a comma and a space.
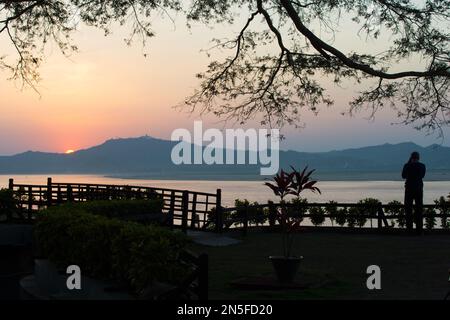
1, 136, 449, 180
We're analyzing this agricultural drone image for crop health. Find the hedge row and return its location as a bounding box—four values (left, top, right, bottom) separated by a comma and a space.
226, 197, 450, 229
60, 198, 164, 219
34, 205, 188, 294
0, 188, 21, 221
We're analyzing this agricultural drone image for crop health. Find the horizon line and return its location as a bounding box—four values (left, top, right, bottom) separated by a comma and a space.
0, 135, 448, 157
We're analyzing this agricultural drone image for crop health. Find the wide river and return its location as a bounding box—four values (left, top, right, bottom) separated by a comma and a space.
0, 174, 448, 207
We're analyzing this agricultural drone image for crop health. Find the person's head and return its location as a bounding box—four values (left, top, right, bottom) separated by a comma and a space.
409, 151, 420, 163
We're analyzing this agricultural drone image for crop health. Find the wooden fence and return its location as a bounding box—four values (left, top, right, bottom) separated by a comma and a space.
6, 178, 449, 234
7, 178, 223, 232
221, 201, 450, 234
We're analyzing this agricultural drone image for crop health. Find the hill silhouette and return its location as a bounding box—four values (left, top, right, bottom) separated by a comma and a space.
0, 136, 449, 180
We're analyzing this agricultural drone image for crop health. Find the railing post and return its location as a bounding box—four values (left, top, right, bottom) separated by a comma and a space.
268, 201, 276, 228
198, 253, 209, 301
215, 189, 223, 233
67, 185, 73, 202
191, 193, 198, 229
28, 187, 33, 219
168, 191, 176, 227
47, 177, 52, 207
381, 205, 389, 228
57, 186, 62, 203
182, 191, 189, 233
377, 202, 383, 230
8, 178, 14, 190
243, 204, 249, 236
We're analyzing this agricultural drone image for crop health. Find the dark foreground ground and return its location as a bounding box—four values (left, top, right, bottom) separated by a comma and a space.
190, 231, 450, 300
2, 228, 449, 300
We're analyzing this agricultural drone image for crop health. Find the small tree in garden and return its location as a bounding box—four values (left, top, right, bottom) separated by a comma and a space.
309, 207, 326, 226
385, 200, 406, 228
435, 196, 450, 229
347, 207, 359, 228
335, 207, 348, 227
233, 199, 266, 226
358, 198, 381, 228
325, 201, 338, 227
287, 198, 308, 224
425, 207, 437, 230
264, 166, 321, 258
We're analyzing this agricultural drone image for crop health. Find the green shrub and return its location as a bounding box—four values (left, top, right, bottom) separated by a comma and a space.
61, 199, 164, 219
347, 207, 358, 228
262, 207, 270, 225
286, 198, 308, 224
34, 207, 123, 278
424, 207, 436, 230
34, 207, 188, 294
205, 206, 234, 230
356, 198, 380, 228
232, 199, 266, 226
324, 201, 338, 226
0, 188, 21, 220
232, 199, 249, 226
111, 221, 188, 291
434, 196, 450, 229
309, 206, 325, 226
205, 206, 218, 229
335, 207, 348, 227
385, 200, 406, 228
251, 205, 267, 225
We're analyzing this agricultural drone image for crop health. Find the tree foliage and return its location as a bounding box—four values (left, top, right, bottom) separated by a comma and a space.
1, 0, 449, 132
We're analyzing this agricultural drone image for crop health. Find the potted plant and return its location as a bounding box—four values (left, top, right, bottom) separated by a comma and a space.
264, 166, 321, 284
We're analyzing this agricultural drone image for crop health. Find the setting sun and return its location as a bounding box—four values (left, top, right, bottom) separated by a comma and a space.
65, 149, 75, 154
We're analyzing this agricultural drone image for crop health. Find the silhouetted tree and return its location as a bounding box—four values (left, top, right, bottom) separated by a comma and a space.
1, 0, 449, 132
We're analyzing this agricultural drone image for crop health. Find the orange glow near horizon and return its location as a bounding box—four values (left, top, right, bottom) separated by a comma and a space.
65, 149, 75, 154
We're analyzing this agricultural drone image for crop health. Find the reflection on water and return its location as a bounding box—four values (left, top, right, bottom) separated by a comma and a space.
1, 174, 448, 207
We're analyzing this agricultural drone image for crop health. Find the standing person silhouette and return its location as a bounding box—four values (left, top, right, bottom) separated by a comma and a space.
402, 151, 426, 235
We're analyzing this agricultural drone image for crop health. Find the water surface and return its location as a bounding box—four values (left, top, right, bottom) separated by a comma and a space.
1, 174, 448, 207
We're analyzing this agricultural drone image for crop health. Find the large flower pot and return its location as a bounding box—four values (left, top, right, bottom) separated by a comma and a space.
34, 259, 63, 295
269, 256, 303, 284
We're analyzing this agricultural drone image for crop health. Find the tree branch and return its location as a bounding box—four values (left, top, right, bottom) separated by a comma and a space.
279, 0, 449, 79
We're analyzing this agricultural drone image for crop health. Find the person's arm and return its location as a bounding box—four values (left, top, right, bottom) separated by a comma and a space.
421, 164, 426, 179
402, 164, 408, 179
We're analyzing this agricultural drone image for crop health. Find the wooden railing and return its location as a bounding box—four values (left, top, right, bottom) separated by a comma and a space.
221, 201, 450, 234
8, 178, 448, 234
7, 178, 222, 232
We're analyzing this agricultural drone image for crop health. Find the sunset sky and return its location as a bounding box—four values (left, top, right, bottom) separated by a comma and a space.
1, 10, 448, 156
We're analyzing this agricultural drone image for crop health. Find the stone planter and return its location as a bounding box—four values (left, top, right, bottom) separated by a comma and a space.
269, 256, 303, 284
34, 259, 63, 295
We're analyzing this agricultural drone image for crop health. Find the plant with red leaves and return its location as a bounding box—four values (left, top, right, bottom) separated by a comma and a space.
265, 166, 321, 257
290, 166, 321, 197
264, 169, 295, 201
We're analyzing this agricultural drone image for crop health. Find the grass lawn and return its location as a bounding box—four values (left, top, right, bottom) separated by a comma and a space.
189, 230, 450, 300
